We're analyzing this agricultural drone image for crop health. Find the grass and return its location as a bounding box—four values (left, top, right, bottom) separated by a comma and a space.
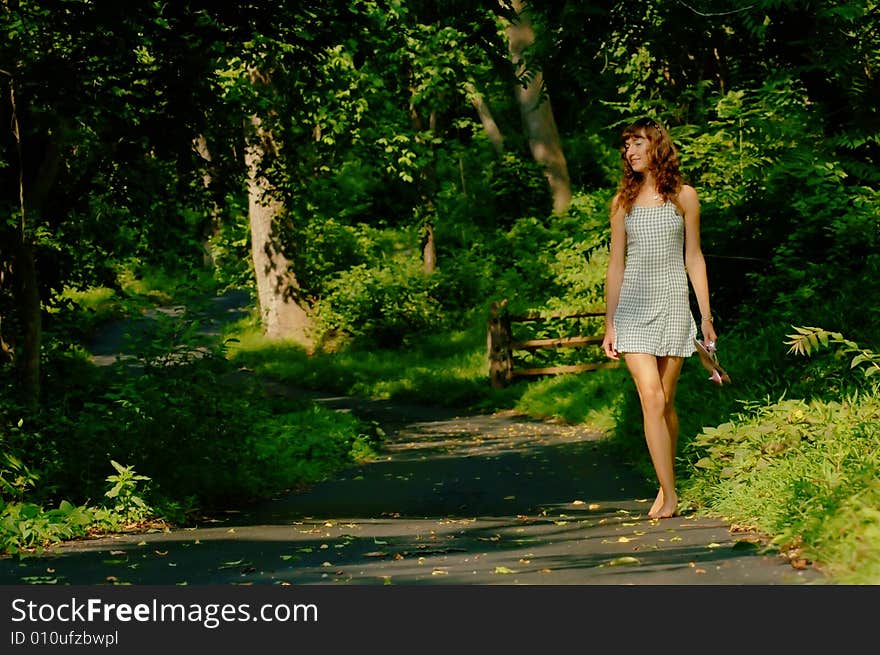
226, 311, 624, 434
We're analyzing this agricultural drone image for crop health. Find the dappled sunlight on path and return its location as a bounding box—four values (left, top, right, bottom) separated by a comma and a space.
0, 392, 825, 586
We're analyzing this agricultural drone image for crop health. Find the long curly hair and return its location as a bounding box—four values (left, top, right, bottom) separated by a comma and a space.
613, 117, 683, 215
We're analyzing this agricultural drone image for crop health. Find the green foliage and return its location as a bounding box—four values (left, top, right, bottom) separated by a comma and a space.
102, 460, 152, 526
0, 450, 38, 501
0, 500, 95, 557
785, 326, 880, 381
312, 257, 445, 349
229, 314, 494, 409
489, 190, 611, 315
0, 459, 154, 556
682, 393, 880, 583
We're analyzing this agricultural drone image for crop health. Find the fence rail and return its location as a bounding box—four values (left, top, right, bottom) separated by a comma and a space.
487, 300, 619, 388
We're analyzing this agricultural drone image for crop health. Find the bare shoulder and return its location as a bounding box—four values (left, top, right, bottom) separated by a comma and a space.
678, 184, 700, 214
678, 184, 699, 204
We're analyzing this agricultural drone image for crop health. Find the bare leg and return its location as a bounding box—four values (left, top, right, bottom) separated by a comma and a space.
650, 356, 684, 514
624, 353, 681, 519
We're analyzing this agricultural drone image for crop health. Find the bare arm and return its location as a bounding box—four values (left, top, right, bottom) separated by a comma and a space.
602, 195, 627, 359
681, 185, 717, 343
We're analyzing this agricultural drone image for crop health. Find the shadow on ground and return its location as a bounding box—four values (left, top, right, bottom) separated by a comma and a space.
0, 392, 826, 586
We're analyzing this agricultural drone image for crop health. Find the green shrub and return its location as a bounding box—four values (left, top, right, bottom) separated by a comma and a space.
682, 393, 880, 583
311, 257, 445, 349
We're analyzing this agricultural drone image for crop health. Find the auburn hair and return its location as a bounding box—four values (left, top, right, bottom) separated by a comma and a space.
613, 117, 683, 215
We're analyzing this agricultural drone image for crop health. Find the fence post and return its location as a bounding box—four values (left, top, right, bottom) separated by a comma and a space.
487, 300, 513, 388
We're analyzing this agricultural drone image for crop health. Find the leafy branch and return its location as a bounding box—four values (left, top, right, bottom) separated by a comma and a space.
785, 326, 880, 378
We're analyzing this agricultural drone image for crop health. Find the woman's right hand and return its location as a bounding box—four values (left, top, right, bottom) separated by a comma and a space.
602, 325, 619, 360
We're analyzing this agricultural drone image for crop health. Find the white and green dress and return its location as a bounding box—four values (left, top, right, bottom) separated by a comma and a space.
612, 201, 697, 358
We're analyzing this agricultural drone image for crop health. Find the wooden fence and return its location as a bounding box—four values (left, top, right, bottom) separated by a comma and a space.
487, 299, 619, 388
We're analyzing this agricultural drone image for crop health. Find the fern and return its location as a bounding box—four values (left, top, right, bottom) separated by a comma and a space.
785, 326, 880, 378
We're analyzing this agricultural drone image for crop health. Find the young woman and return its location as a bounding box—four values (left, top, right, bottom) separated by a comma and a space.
601, 117, 717, 519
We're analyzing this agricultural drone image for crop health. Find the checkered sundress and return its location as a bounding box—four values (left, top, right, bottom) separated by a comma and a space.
612, 201, 697, 358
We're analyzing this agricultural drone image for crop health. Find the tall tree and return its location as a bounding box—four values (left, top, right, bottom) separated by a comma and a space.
243, 67, 313, 346
504, 0, 571, 214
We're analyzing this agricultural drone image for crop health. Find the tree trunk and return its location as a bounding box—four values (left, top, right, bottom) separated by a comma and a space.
409, 81, 438, 273
13, 242, 40, 406
466, 82, 505, 155
487, 300, 513, 388
244, 112, 313, 349
505, 0, 572, 215
192, 133, 221, 267
0, 258, 13, 364
421, 222, 436, 273
6, 77, 60, 408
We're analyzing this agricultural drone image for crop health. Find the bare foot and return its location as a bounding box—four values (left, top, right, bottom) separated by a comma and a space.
648, 492, 678, 519
649, 489, 663, 516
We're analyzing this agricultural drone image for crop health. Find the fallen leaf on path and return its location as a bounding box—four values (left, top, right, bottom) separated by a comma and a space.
588, 503, 601, 510
617, 537, 631, 543
603, 556, 641, 567
431, 569, 448, 575
364, 551, 388, 558
218, 559, 247, 569
707, 542, 723, 549
494, 566, 517, 574
572, 500, 585, 505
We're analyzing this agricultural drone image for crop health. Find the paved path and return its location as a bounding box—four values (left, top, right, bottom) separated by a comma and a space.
0, 291, 827, 585
0, 394, 825, 586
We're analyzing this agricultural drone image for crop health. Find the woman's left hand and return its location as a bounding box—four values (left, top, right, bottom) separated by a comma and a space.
701, 318, 717, 345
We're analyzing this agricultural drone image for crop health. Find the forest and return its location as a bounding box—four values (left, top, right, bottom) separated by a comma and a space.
1, 0, 878, 583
